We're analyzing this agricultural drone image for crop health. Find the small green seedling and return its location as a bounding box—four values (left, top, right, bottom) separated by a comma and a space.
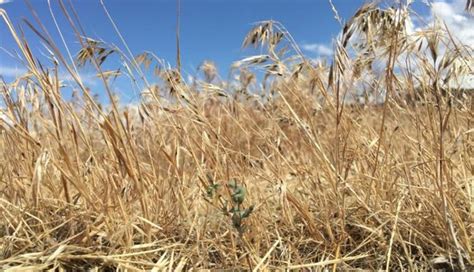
204, 178, 254, 234
227, 179, 254, 234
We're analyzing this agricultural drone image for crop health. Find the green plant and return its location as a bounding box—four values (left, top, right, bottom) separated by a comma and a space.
227, 179, 254, 234
204, 178, 254, 234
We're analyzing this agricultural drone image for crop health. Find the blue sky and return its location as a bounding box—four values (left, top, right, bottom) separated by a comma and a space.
0, 0, 366, 69
0, 0, 471, 102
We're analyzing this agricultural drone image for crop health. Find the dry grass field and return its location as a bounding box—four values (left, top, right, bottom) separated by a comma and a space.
0, 1, 473, 271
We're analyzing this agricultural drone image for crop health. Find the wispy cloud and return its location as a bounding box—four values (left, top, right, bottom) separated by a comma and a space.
61, 72, 99, 87
0, 0, 12, 5
0, 66, 26, 78
0, 65, 98, 86
301, 42, 333, 56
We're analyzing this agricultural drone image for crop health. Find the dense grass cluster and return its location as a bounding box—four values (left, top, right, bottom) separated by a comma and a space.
0, 1, 473, 270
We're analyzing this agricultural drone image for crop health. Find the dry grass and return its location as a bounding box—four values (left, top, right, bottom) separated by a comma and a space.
0, 1, 473, 271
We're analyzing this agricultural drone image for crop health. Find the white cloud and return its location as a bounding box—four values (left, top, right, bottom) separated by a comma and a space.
398, 1, 474, 89
0, 0, 12, 4
429, 0, 474, 88
430, 0, 474, 46
301, 42, 333, 56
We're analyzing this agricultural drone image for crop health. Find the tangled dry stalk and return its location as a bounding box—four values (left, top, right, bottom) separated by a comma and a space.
0, 1, 473, 270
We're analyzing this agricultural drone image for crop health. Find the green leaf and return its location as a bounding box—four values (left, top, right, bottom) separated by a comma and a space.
206, 183, 220, 198
241, 205, 254, 219
232, 186, 246, 204
232, 212, 242, 229
227, 179, 238, 189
